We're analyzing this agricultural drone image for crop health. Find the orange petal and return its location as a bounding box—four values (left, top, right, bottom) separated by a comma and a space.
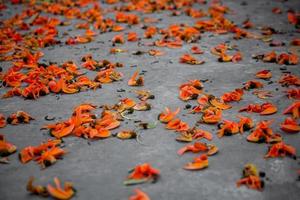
51, 122, 75, 139
129, 189, 151, 200
47, 178, 74, 200
260, 104, 277, 115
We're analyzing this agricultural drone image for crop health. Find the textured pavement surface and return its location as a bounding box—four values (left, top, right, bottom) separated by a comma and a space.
0, 0, 300, 200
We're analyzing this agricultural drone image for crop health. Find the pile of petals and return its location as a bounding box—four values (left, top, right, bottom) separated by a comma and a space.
210, 43, 242, 62
165, 118, 190, 132
190, 95, 209, 113
42, 104, 118, 139
6, 111, 34, 125
279, 74, 300, 87
265, 142, 296, 159
207, 95, 232, 110
221, 88, 244, 102
190, 94, 231, 114
243, 80, 264, 90
94, 68, 123, 83
1, 58, 104, 99
43, 98, 152, 141
81, 55, 124, 71
179, 54, 205, 65
27, 177, 75, 200
179, 80, 203, 101
236, 164, 264, 191
19, 139, 65, 168
158, 107, 217, 170
238, 116, 255, 133
285, 88, 300, 99
217, 116, 254, 137
175, 128, 213, 142
0, 0, 299, 198
239, 102, 277, 115
0, 135, 17, 159
159, 107, 189, 132
177, 142, 218, 156
246, 120, 282, 143
253, 51, 299, 65
200, 107, 223, 124
217, 120, 238, 138
124, 163, 160, 185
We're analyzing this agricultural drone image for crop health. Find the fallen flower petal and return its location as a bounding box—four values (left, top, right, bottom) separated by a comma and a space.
290, 38, 300, 46
158, 107, 180, 123
238, 116, 254, 133
19, 139, 62, 165
191, 46, 204, 54
148, 49, 164, 56
277, 53, 299, 65
283, 101, 300, 119
0, 114, 6, 128
177, 142, 208, 155
191, 128, 213, 141
128, 32, 138, 42
134, 90, 155, 101
247, 120, 282, 143
279, 74, 300, 86
0, 135, 17, 157
237, 176, 263, 191
221, 88, 244, 102
110, 48, 127, 54
209, 95, 232, 110
7, 111, 34, 125
183, 154, 209, 170
35, 146, 66, 168
280, 117, 300, 133
47, 177, 75, 200
179, 80, 204, 101
128, 71, 144, 86
239, 102, 277, 115
285, 88, 300, 99
46, 120, 75, 139
124, 163, 160, 185
116, 98, 136, 113
217, 120, 239, 137
243, 80, 264, 90
180, 54, 205, 65
201, 107, 222, 124
129, 188, 150, 200
260, 102, 277, 115
272, 7, 282, 14
265, 142, 296, 158
237, 164, 263, 191
112, 34, 125, 44
133, 101, 151, 111
165, 118, 189, 132
27, 177, 48, 197
116, 130, 137, 139
252, 90, 273, 99
255, 70, 272, 79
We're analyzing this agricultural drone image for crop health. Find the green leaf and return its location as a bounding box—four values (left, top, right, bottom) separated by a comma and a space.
123, 178, 148, 185
146, 122, 157, 129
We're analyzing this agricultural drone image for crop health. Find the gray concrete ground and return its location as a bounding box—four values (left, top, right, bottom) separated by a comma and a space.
0, 0, 300, 200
